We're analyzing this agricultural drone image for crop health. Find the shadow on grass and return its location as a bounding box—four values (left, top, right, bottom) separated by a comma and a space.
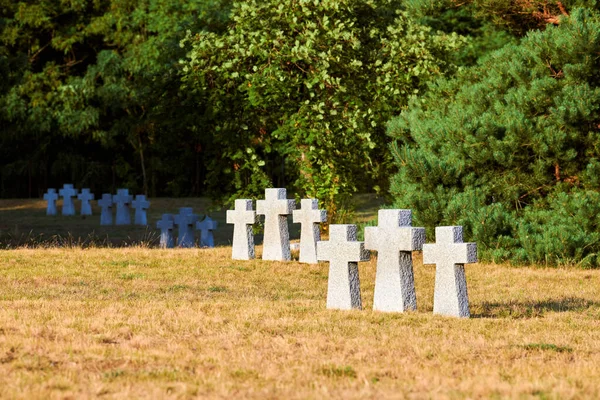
472, 297, 600, 319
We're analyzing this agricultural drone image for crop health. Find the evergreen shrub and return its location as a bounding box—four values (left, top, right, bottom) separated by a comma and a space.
388, 9, 600, 266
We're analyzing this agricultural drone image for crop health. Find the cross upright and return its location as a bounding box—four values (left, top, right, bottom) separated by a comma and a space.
174, 207, 199, 248
157, 214, 175, 248
365, 209, 425, 312
317, 224, 370, 310
292, 199, 327, 264
131, 195, 150, 225
256, 188, 296, 261
226, 199, 257, 260
196, 216, 218, 248
98, 194, 113, 225
113, 189, 133, 225
423, 226, 477, 318
78, 188, 95, 216
59, 184, 78, 216
43, 189, 58, 216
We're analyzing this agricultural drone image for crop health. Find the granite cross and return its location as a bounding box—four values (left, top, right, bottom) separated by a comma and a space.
113, 189, 133, 225
226, 199, 257, 260
59, 184, 78, 216
78, 188, 95, 216
157, 214, 175, 249
423, 226, 477, 318
256, 188, 296, 261
43, 189, 58, 216
292, 199, 327, 264
317, 224, 370, 310
174, 207, 199, 248
196, 216, 217, 248
131, 195, 150, 225
98, 194, 113, 225
365, 209, 425, 312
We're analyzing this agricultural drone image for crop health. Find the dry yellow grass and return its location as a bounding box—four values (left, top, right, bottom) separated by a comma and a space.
1, 246, 599, 399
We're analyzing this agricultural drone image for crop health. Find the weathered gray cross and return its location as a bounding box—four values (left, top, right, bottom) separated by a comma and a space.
257, 188, 296, 261
59, 184, 78, 216
157, 214, 175, 249
423, 226, 477, 318
43, 189, 58, 216
132, 195, 150, 225
365, 209, 425, 312
292, 199, 327, 264
98, 194, 113, 225
78, 188, 95, 216
174, 207, 199, 248
317, 224, 370, 310
196, 216, 217, 248
113, 189, 133, 225
226, 199, 257, 260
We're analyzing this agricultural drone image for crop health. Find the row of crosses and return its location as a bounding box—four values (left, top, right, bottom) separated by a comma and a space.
43, 184, 95, 216
227, 189, 477, 318
156, 208, 218, 248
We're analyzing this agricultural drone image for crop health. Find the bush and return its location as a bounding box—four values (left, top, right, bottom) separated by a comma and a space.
387, 8, 600, 266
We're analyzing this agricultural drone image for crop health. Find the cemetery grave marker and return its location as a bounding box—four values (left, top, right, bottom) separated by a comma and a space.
174, 207, 199, 248
113, 189, 133, 225
98, 194, 113, 225
132, 195, 150, 226
256, 188, 296, 261
365, 209, 425, 312
43, 189, 58, 216
196, 216, 217, 248
317, 224, 370, 310
226, 199, 257, 260
59, 184, 78, 216
423, 226, 477, 318
78, 188, 95, 216
157, 214, 175, 249
292, 199, 327, 264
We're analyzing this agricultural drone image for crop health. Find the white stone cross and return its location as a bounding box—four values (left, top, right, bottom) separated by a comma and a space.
157, 214, 175, 249
423, 226, 477, 318
256, 188, 296, 261
77, 188, 95, 216
365, 209, 425, 312
98, 194, 113, 225
174, 207, 198, 248
196, 216, 217, 248
113, 188, 133, 225
226, 199, 257, 260
59, 184, 78, 216
131, 195, 150, 226
317, 224, 370, 310
43, 189, 58, 216
292, 199, 327, 264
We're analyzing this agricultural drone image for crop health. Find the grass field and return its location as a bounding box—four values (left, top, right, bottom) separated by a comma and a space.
1, 198, 600, 398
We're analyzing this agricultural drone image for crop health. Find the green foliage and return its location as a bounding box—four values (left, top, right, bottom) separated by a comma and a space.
388, 8, 600, 266
182, 0, 464, 219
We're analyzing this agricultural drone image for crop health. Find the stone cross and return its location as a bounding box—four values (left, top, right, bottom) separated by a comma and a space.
113, 188, 133, 225
77, 188, 95, 216
317, 224, 370, 310
423, 226, 477, 318
174, 207, 199, 248
292, 199, 327, 264
58, 184, 78, 216
98, 194, 113, 225
226, 199, 257, 260
131, 195, 150, 225
157, 214, 175, 249
365, 209, 425, 313
196, 216, 217, 248
43, 189, 58, 216
256, 188, 296, 261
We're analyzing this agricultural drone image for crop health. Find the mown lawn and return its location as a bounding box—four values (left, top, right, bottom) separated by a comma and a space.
0, 197, 599, 398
